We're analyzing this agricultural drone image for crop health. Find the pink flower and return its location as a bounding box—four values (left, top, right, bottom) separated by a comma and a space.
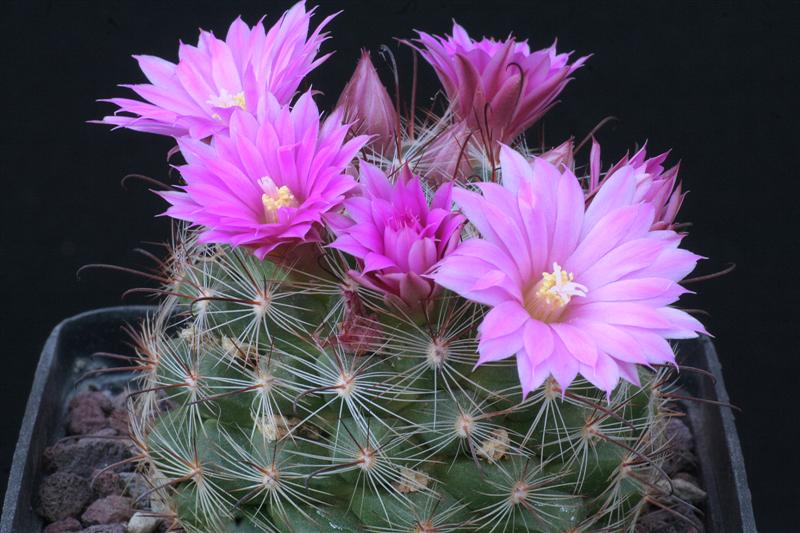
160, 92, 367, 258
99, 2, 334, 139
433, 146, 705, 396
335, 51, 400, 154
588, 141, 685, 230
539, 138, 575, 170
412, 22, 587, 144
329, 163, 464, 311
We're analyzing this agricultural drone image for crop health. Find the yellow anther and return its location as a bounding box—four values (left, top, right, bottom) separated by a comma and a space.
524, 262, 588, 323
207, 89, 246, 111
258, 176, 298, 224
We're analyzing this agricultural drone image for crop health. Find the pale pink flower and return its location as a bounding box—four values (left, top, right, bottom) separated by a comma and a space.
587, 141, 685, 230
100, 2, 334, 138
433, 146, 705, 396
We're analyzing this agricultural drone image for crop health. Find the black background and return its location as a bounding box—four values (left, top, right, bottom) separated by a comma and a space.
1, 1, 798, 530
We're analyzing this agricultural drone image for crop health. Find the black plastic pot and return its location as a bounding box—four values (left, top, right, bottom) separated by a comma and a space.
1, 307, 756, 532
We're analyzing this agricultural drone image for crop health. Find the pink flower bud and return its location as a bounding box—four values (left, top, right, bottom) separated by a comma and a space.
336, 50, 400, 154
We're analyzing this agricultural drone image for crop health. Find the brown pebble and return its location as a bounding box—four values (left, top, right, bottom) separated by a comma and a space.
77, 524, 127, 533
43, 517, 82, 533
90, 469, 124, 497
67, 392, 113, 435
81, 495, 134, 526
44, 438, 133, 478
37, 472, 92, 522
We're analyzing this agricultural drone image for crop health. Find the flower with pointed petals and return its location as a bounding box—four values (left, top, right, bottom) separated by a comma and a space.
99, 2, 334, 138
329, 163, 464, 311
412, 22, 587, 144
160, 92, 368, 258
587, 141, 685, 230
335, 50, 400, 154
433, 146, 706, 396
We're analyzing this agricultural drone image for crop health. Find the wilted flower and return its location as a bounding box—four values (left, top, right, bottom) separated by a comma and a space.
99, 2, 334, 138
160, 92, 368, 258
336, 50, 400, 154
330, 163, 464, 311
433, 146, 705, 396
412, 22, 587, 144
588, 141, 685, 230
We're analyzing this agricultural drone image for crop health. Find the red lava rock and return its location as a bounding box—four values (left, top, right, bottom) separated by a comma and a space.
90, 469, 124, 497
107, 407, 129, 435
67, 392, 113, 435
77, 525, 127, 533
37, 472, 93, 522
43, 517, 83, 532
44, 437, 133, 478
637, 502, 702, 533
118, 472, 150, 504
70, 391, 113, 414
81, 495, 134, 526
662, 417, 696, 475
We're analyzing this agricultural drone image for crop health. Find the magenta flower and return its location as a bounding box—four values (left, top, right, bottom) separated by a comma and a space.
335, 51, 400, 154
329, 163, 464, 311
100, 2, 334, 139
588, 141, 685, 230
412, 22, 587, 144
160, 92, 368, 258
433, 146, 706, 396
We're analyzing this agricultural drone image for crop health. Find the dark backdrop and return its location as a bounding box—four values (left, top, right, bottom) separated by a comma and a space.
1, 1, 798, 530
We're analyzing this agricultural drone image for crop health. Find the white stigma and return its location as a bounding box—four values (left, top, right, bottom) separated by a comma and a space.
539, 262, 588, 306
524, 262, 588, 323
207, 88, 246, 110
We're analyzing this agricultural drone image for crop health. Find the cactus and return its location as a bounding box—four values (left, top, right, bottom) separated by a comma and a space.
95, 4, 708, 531
118, 232, 685, 532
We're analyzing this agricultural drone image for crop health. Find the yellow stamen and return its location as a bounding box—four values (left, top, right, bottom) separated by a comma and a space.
524, 262, 587, 323
259, 176, 298, 224
207, 89, 246, 113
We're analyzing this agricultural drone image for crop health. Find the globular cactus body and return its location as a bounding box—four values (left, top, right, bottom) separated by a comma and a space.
128, 238, 676, 533
97, 5, 704, 532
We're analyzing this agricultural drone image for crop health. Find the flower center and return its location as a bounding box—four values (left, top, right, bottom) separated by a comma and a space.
207, 89, 246, 110
387, 208, 423, 232
523, 262, 587, 323
258, 177, 298, 224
